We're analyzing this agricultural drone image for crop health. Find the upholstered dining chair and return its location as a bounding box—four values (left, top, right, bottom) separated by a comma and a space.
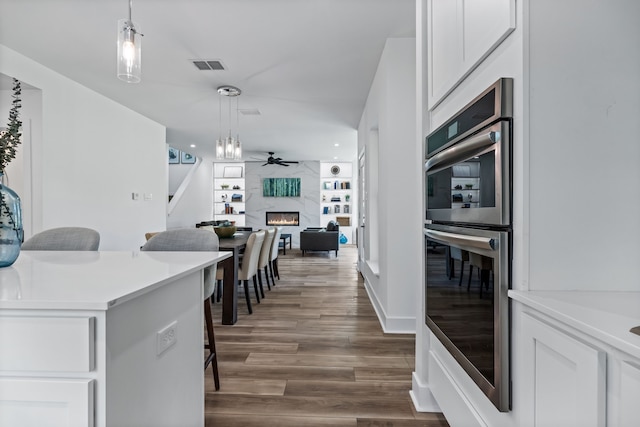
256, 228, 276, 296
237, 230, 265, 314
468, 252, 493, 298
140, 228, 221, 390
268, 226, 283, 283
21, 227, 100, 251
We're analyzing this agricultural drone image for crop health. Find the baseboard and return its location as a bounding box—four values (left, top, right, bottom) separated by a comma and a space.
362, 276, 416, 334
410, 371, 441, 412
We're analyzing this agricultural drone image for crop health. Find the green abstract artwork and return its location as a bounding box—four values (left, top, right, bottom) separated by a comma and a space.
263, 178, 301, 197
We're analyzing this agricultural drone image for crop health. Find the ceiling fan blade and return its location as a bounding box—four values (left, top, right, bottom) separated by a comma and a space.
282, 161, 299, 164
262, 162, 268, 166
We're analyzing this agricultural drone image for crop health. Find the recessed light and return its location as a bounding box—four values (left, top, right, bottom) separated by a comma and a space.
334, 143, 340, 147
334, 156, 338, 160
190, 144, 196, 148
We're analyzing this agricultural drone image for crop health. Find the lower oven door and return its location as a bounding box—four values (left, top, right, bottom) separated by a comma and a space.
424, 223, 510, 411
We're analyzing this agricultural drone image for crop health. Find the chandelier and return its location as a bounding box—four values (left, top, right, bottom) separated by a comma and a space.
216, 86, 242, 160
117, 0, 143, 83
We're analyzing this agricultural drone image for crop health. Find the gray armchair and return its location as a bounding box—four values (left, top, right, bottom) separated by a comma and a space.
300, 221, 339, 257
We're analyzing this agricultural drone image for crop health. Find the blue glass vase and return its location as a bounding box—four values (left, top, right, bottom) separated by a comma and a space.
0, 176, 23, 268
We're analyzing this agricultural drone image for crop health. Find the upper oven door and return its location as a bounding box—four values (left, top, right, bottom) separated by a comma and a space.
425, 120, 511, 227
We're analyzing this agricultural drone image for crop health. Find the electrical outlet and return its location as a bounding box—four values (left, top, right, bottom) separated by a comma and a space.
156, 321, 178, 355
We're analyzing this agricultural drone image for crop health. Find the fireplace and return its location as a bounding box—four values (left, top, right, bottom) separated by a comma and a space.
266, 211, 300, 226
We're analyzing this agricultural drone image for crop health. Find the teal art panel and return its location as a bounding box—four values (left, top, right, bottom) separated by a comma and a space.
263, 178, 301, 197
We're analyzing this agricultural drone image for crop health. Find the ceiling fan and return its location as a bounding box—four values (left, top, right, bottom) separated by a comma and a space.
262, 152, 299, 167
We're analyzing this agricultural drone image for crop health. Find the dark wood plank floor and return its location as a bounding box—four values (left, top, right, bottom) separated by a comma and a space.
206, 245, 449, 427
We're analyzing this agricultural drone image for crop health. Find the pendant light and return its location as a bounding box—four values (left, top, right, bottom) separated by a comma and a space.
117, 0, 143, 83
216, 86, 242, 160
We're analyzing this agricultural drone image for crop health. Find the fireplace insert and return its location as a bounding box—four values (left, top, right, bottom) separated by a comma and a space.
266, 211, 299, 226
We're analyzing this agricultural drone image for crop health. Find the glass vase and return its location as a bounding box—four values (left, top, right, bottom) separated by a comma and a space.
0, 176, 23, 268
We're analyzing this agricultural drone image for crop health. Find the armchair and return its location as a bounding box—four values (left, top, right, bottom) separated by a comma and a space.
300, 221, 340, 257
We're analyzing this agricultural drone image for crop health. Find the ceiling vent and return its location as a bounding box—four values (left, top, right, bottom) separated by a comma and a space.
239, 108, 261, 116
192, 60, 225, 71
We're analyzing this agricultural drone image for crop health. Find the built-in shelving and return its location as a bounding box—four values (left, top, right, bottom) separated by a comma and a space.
320, 163, 354, 242
213, 163, 245, 226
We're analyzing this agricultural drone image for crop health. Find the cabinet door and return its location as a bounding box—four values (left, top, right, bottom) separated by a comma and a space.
619, 360, 640, 427
427, 0, 516, 108
0, 378, 94, 427
521, 313, 606, 427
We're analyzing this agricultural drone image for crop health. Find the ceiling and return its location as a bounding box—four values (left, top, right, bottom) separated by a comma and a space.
0, 0, 415, 163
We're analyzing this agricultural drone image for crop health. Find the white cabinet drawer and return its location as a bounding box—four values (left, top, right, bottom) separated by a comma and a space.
0, 377, 94, 427
0, 316, 95, 372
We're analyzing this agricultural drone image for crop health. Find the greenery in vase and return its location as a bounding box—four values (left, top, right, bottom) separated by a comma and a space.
0, 78, 23, 231
0, 78, 22, 172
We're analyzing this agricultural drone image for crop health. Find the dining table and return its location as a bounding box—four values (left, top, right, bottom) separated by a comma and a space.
217, 230, 251, 325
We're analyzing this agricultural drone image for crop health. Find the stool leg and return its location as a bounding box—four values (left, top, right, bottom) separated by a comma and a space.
203, 298, 220, 390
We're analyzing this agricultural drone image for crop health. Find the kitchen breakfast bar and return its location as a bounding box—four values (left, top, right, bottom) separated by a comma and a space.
0, 250, 231, 427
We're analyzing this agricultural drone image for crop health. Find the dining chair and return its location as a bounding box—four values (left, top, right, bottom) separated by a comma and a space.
268, 226, 283, 283
237, 230, 265, 314
21, 227, 100, 251
140, 228, 221, 390
468, 252, 493, 297
449, 247, 469, 287
256, 228, 276, 296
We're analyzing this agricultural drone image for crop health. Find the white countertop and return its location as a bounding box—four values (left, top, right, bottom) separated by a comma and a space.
509, 290, 640, 358
0, 251, 231, 311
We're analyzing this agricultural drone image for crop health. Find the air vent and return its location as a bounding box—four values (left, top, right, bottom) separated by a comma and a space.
239, 108, 261, 116
191, 60, 225, 71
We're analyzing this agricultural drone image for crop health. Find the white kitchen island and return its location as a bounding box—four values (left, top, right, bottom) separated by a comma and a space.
0, 250, 231, 427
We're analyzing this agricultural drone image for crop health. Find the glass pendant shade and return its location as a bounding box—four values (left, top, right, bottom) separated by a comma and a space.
215, 139, 225, 159
233, 139, 242, 160
224, 136, 235, 159
117, 19, 142, 83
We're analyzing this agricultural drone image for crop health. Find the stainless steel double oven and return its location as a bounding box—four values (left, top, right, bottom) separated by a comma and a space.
424, 78, 513, 411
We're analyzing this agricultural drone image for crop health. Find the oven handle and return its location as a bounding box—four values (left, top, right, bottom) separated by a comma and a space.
424, 131, 500, 175
424, 228, 496, 250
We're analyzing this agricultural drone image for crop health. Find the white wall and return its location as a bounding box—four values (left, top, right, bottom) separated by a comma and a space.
166, 160, 214, 230
358, 38, 419, 334
168, 162, 193, 196
244, 161, 320, 248
0, 44, 167, 251
526, 0, 640, 291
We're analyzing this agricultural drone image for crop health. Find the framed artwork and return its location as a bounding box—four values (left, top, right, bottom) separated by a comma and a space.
168, 147, 180, 164
181, 151, 196, 164
223, 166, 243, 178
263, 178, 301, 197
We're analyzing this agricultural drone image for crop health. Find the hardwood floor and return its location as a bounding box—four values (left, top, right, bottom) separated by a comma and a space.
206, 245, 449, 427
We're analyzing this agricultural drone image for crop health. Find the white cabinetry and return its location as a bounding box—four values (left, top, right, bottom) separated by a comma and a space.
520, 313, 606, 427
427, 0, 515, 108
213, 162, 245, 226
511, 291, 640, 427
0, 251, 227, 427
